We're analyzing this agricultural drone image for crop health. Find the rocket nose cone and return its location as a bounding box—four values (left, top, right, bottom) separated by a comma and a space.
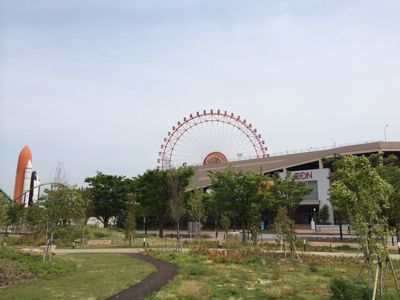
26, 160, 32, 168
19, 145, 32, 161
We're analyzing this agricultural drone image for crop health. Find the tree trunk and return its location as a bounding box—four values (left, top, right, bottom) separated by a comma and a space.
103, 216, 109, 228
176, 219, 181, 251
396, 224, 399, 243
144, 215, 148, 235
242, 222, 246, 244
339, 217, 343, 241
159, 214, 164, 238
214, 217, 218, 238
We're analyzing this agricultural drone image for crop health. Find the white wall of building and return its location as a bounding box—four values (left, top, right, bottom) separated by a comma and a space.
281, 168, 334, 224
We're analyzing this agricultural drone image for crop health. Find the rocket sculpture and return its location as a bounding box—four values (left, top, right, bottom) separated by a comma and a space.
13, 145, 40, 206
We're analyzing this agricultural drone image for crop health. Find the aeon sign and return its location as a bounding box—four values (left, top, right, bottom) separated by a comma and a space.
292, 171, 313, 180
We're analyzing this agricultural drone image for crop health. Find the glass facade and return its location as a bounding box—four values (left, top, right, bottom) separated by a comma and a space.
302, 180, 318, 201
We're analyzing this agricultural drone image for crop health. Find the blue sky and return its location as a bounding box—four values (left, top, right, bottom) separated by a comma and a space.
1, 0, 400, 195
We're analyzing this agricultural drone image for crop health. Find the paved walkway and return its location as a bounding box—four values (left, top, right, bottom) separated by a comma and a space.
55, 248, 178, 300
105, 253, 178, 300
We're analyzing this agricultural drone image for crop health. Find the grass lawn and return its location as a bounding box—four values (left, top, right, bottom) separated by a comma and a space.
147, 250, 400, 299
0, 253, 155, 300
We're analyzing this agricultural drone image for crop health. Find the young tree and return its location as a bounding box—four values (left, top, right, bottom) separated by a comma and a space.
187, 189, 207, 241
274, 206, 301, 261
318, 204, 330, 224
167, 166, 194, 251
42, 184, 82, 261
263, 172, 311, 260
220, 213, 231, 239
25, 204, 46, 236
371, 154, 400, 241
264, 172, 312, 216
7, 204, 25, 234
209, 167, 268, 243
330, 155, 398, 295
124, 199, 137, 247
0, 194, 8, 239
204, 189, 225, 238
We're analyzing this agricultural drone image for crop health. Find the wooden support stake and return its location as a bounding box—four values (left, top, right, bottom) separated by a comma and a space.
372, 263, 380, 300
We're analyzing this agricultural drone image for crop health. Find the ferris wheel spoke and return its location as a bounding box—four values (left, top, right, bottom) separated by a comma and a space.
159, 109, 267, 169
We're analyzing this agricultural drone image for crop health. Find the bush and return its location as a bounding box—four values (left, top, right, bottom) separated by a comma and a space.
330, 278, 372, 300
243, 254, 263, 265
309, 264, 318, 272
318, 205, 330, 224
3, 235, 46, 246
53, 226, 83, 246
334, 245, 354, 251
186, 263, 205, 276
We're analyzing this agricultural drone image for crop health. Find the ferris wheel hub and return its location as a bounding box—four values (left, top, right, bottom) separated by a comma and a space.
203, 151, 228, 165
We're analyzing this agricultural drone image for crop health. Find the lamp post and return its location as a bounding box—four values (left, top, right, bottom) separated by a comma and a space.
384, 124, 389, 142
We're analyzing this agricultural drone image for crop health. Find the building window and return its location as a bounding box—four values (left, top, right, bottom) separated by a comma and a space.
303, 180, 318, 201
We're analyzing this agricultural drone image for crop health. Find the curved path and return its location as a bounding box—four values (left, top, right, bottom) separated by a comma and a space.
105, 253, 178, 300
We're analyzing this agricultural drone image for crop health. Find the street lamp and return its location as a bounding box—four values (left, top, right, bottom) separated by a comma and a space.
384, 124, 389, 142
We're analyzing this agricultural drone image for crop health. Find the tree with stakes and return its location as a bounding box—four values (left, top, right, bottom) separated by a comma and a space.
330, 155, 399, 298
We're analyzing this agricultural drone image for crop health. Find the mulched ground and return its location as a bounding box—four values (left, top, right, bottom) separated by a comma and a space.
106, 253, 178, 300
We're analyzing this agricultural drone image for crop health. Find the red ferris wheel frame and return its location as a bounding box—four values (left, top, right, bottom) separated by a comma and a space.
158, 109, 268, 169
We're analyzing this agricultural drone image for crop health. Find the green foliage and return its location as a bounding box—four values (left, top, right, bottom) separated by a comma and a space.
25, 205, 46, 236
37, 185, 87, 239
243, 254, 263, 265
7, 204, 25, 233
0, 194, 8, 229
136, 169, 170, 237
309, 264, 318, 272
264, 171, 313, 214
318, 204, 330, 224
209, 167, 268, 243
85, 172, 133, 227
3, 235, 46, 246
124, 200, 137, 247
334, 244, 353, 251
168, 166, 194, 250
0, 247, 75, 280
329, 278, 372, 300
186, 263, 205, 276
52, 226, 83, 246
371, 154, 400, 230
0, 253, 155, 299
329, 155, 392, 262
274, 206, 298, 257
187, 189, 206, 225
220, 213, 230, 235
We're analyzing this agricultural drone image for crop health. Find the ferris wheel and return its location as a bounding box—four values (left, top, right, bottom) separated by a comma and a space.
158, 109, 268, 169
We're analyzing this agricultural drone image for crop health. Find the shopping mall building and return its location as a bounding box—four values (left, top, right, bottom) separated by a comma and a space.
192, 141, 400, 224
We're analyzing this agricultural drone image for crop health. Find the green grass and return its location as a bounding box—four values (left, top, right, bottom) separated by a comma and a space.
147, 250, 400, 300
0, 246, 74, 285
0, 253, 155, 300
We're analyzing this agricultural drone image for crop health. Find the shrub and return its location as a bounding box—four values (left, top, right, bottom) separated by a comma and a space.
186, 263, 205, 276
318, 205, 330, 224
309, 264, 318, 273
3, 235, 46, 246
334, 244, 354, 251
330, 278, 372, 300
243, 254, 263, 265
53, 226, 83, 246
